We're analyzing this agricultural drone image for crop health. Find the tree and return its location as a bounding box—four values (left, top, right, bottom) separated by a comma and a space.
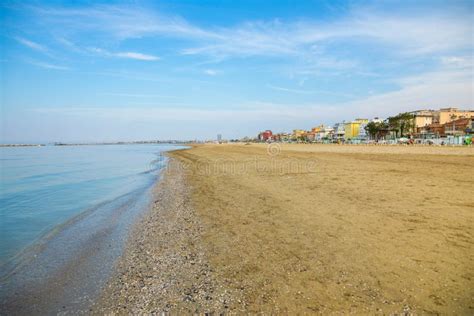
365, 122, 379, 140
364, 121, 389, 140
387, 112, 415, 137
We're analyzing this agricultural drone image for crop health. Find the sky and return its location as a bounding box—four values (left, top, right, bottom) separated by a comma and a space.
0, 0, 473, 142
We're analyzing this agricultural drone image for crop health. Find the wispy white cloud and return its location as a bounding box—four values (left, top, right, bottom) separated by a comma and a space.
267, 84, 316, 94
180, 10, 473, 59
55, 36, 84, 53
32, 5, 218, 40
115, 52, 159, 61
267, 84, 357, 98
100, 92, 177, 98
440, 56, 474, 68
88, 47, 159, 61
203, 69, 218, 76
15, 37, 48, 53
27, 60, 70, 70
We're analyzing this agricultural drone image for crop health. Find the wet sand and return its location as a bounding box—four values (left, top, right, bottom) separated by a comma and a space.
98, 144, 474, 314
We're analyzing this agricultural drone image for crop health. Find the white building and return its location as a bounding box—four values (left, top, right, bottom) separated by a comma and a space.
333, 122, 345, 140
316, 126, 334, 141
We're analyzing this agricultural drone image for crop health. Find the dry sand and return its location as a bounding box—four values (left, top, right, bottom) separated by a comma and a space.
99, 143, 474, 314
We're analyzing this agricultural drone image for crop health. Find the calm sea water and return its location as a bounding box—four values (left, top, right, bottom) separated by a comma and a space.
0, 144, 179, 266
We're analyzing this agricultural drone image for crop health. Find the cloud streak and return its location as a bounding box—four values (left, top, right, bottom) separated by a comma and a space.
27, 60, 70, 70
267, 84, 316, 94
32, 5, 219, 40
114, 52, 159, 61
89, 47, 159, 61
203, 69, 218, 76
15, 37, 49, 53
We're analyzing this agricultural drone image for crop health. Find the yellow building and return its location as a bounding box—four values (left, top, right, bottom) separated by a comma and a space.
311, 125, 324, 133
438, 108, 474, 125
412, 108, 474, 128
411, 110, 436, 128
292, 129, 306, 139
354, 118, 369, 124
344, 119, 368, 140
344, 122, 359, 140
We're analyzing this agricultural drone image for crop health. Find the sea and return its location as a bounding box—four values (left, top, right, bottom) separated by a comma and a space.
0, 143, 184, 313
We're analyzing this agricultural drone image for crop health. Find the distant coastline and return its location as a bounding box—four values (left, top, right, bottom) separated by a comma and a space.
0, 141, 191, 147
0, 144, 45, 147
52, 140, 191, 146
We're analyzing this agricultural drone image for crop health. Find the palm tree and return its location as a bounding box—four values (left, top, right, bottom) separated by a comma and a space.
364, 121, 389, 140
387, 112, 415, 137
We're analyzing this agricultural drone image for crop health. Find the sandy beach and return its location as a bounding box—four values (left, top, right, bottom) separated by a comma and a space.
96, 144, 473, 314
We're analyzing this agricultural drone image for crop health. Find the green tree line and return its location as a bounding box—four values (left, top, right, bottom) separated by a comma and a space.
365, 112, 415, 140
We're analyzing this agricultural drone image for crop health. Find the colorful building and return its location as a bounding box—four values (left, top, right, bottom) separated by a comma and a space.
272, 133, 289, 141
344, 122, 359, 140
315, 125, 334, 141
344, 119, 368, 140
412, 108, 474, 132
306, 132, 316, 141
310, 125, 324, 133
438, 108, 474, 125
411, 109, 437, 129
444, 118, 473, 136
258, 130, 273, 141
292, 129, 306, 140
333, 123, 345, 141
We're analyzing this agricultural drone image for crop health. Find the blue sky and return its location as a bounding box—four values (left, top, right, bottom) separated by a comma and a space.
1, 0, 473, 142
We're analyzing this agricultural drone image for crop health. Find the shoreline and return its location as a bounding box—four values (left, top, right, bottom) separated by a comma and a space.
93, 152, 240, 313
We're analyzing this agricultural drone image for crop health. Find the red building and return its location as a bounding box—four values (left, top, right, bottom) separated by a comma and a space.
418, 118, 472, 137
258, 130, 273, 141
444, 118, 472, 136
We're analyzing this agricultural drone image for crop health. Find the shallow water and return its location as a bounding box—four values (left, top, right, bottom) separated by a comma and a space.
0, 144, 183, 313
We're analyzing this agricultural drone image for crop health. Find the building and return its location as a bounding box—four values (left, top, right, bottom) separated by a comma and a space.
306, 132, 316, 141
412, 109, 438, 135
356, 119, 369, 140
273, 133, 291, 141
311, 125, 324, 133
358, 124, 367, 140
315, 125, 334, 141
444, 118, 473, 136
371, 117, 384, 124
292, 129, 306, 140
333, 123, 345, 141
258, 130, 273, 141
419, 123, 445, 138
344, 122, 359, 140
412, 108, 474, 132
344, 119, 368, 140
355, 118, 369, 124
438, 108, 474, 125
411, 109, 437, 130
